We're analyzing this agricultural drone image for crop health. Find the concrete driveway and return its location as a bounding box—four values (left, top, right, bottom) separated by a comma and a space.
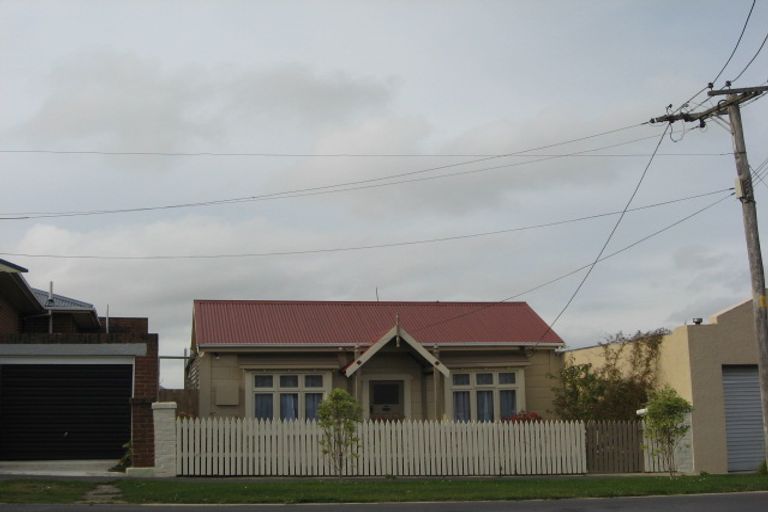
0, 460, 122, 478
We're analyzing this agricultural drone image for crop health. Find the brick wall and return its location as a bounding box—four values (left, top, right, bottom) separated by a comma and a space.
99, 317, 148, 334
23, 314, 80, 334
159, 388, 199, 417
131, 332, 159, 467
0, 295, 20, 334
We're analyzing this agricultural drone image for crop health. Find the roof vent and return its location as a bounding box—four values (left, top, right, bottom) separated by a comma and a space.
45, 281, 55, 307
692, 317, 703, 325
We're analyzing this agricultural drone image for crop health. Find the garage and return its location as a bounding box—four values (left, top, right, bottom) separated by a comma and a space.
0, 364, 132, 460
722, 365, 766, 472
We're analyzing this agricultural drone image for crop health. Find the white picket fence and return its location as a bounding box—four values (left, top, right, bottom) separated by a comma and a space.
175, 417, 587, 477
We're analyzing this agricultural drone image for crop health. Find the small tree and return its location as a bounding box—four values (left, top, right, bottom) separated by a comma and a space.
551, 329, 665, 420
644, 386, 693, 477
551, 363, 605, 420
317, 388, 362, 476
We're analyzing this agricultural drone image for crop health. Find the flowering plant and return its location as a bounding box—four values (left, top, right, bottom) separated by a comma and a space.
501, 410, 542, 422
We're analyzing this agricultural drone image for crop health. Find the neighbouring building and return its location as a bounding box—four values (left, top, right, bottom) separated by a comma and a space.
0, 258, 158, 467
186, 300, 564, 422
567, 298, 766, 474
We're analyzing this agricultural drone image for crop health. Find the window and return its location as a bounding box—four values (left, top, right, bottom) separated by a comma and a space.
500, 390, 516, 419
476, 373, 493, 385
450, 369, 523, 422
453, 374, 470, 386
453, 391, 470, 422
248, 372, 330, 420
476, 390, 494, 421
499, 373, 515, 384
305, 393, 323, 420
254, 393, 273, 420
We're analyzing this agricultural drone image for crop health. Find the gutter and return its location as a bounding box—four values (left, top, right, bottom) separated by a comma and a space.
197, 341, 563, 350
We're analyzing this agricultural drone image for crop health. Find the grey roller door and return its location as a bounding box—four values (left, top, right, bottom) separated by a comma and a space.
722, 365, 765, 472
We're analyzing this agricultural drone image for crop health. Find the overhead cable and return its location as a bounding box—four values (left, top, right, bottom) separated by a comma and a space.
537, 123, 671, 339
411, 192, 734, 335
0, 188, 730, 261
0, 131, 667, 220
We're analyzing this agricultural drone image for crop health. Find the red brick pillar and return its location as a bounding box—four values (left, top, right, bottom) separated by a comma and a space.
131, 334, 159, 467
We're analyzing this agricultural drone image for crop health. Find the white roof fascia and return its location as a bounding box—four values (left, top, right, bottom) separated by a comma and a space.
198, 343, 359, 350
344, 325, 450, 378
198, 341, 558, 349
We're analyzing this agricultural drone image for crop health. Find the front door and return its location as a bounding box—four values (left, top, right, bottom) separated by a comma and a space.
369, 380, 404, 420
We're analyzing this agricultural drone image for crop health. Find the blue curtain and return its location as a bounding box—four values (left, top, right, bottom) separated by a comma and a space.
254, 394, 273, 420
280, 393, 299, 420
453, 391, 470, 422
500, 390, 516, 420
476, 391, 494, 422
305, 393, 323, 420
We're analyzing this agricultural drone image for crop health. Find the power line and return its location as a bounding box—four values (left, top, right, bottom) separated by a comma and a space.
538, 123, 671, 340
732, 29, 768, 82
0, 123, 647, 160
749, 154, 768, 191
0, 188, 730, 261
1, 131, 668, 220
673, 1, 759, 112
411, 192, 734, 335
712, 0, 757, 85
0, 148, 730, 159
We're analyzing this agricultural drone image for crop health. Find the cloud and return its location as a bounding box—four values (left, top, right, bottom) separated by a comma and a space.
14, 52, 394, 157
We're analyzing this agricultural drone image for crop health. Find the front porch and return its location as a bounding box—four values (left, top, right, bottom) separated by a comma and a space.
345, 325, 451, 421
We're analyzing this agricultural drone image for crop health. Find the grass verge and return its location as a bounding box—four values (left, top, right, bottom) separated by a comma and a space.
115, 474, 768, 504
0, 480, 97, 503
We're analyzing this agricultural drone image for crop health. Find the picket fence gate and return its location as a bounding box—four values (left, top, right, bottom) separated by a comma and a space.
585, 420, 644, 473
175, 418, 587, 477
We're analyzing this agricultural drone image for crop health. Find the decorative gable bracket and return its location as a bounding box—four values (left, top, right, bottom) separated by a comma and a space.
344, 324, 450, 378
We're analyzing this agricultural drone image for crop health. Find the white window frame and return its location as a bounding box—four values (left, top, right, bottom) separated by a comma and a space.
449, 369, 525, 422
245, 370, 331, 420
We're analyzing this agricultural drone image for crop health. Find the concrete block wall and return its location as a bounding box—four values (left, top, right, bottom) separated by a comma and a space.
152, 402, 178, 477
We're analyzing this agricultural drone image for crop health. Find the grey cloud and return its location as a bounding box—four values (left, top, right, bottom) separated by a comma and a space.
16, 52, 394, 156
223, 67, 392, 127
666, 295, 746, 326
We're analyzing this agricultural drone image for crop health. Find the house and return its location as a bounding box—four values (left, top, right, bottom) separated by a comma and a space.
186, 300, 564, 422
0, 258, 158, 468
567, 298, 766, 474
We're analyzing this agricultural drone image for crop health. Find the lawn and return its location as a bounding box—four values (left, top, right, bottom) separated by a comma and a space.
0, 480, 95, 504
115, 474, 768, 504
1, 474, 766, 504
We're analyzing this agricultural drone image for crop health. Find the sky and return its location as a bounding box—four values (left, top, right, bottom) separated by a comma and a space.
2, 0, 768, 388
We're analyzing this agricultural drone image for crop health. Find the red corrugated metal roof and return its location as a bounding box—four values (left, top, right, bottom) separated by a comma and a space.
193, 300, 563, 346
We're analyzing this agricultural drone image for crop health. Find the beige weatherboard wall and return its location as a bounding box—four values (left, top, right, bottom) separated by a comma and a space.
568, 298, 764, 474
193, 339, 562, 422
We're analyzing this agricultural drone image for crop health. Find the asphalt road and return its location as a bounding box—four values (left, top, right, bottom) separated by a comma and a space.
2, 493, 768, 512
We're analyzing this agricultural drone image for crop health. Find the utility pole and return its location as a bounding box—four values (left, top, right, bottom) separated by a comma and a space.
652, 84, 768, 467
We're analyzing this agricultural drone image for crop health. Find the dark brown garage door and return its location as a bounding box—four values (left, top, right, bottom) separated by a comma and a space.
0, 364, 132, 460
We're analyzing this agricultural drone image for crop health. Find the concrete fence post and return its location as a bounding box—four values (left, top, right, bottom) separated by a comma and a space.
152, 402, 178, 477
